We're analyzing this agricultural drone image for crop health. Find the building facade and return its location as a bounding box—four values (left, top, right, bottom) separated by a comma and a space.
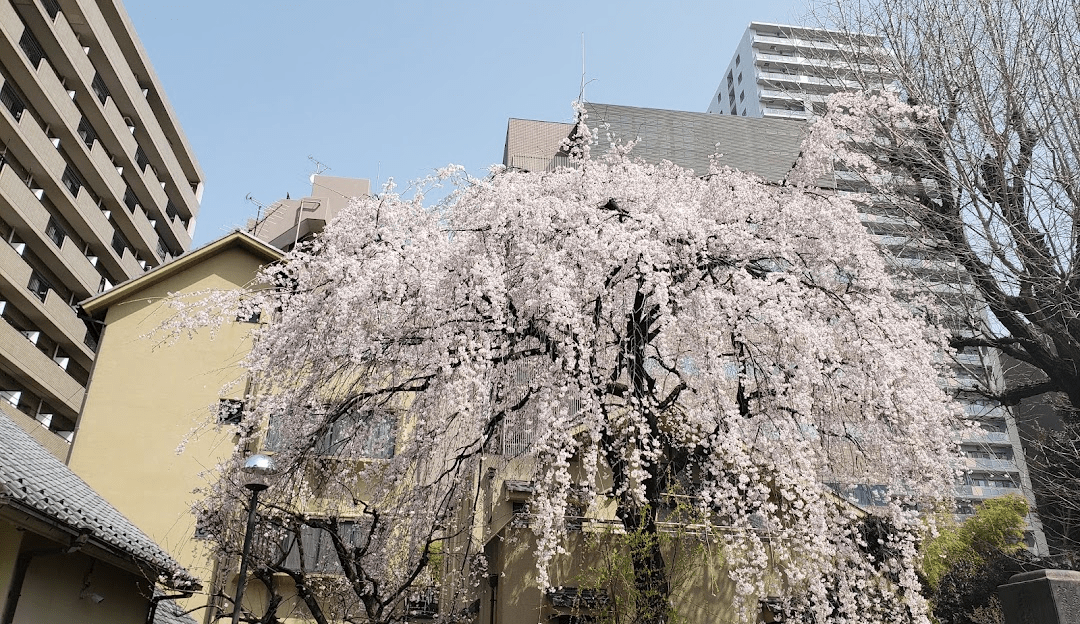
706, 22, 891, 120
0, 0, 202, 459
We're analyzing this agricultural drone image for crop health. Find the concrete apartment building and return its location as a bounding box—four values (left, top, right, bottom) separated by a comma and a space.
706, 22, 891, 120
504, 102, 1047, 552
0, 0, 202, 460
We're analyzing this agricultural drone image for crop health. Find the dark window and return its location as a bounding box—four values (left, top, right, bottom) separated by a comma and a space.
739, 91, 745, 102
156, 238, 170, 262
61, 165, 82, 197
19, 30, 45, 69
134, 145, 150, 172
738, 72, 743, 84
283, 522, 368, 573
735, 54, 741, 66
28, 271, 51, 301
45, 217, 65, 247
218, 399, 244, 425
165, 200, 178, 221
111, 229, 128, 257
316, 410, 396, 458
1, 84, 25, 121
77, 117, 98, 149
40, 0, 60, 20
123, 187, 139, 212
91, 73, 109, 105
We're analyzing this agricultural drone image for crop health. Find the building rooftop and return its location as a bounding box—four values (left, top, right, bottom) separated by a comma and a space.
0, 412, 198, 588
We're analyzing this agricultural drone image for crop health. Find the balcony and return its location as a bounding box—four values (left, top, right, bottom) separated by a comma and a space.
0, 400, 68, 461
51, 11, 95, 89
36, 58, 79, 130
954, 484, 1022, 499
0, 308, 84, 415
761, 107, 812, 120
961, 457, 1019, 473
41, 288, 87, 352
58, 234, 100, 297
963, 430, 1012, 445
17, 108, 65, 177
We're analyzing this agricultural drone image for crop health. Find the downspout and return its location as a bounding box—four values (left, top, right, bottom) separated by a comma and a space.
488, 573, 498, 624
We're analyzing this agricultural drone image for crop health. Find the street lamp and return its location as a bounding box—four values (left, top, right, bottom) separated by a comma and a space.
230, 453, 276, 624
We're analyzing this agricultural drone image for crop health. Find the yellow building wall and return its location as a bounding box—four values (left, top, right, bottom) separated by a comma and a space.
68, 245, 269, 622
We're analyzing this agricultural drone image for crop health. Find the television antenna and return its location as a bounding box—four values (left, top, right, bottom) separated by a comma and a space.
308, 155, 330, 184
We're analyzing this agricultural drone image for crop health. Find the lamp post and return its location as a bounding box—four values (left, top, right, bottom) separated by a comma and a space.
230, 453, 275, 624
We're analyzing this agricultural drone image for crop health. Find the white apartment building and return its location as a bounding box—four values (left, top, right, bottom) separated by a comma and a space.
0, 0, 203, 461
706, 22, 890, 120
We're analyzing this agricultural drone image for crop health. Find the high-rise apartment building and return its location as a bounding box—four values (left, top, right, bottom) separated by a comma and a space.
0, 0, 202, 459
505, 102, 1048, 552
706, 22, 890, 120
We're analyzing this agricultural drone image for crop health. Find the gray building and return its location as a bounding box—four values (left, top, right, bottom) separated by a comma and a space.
0, 0, 203, 460
503, 102, 1048, 552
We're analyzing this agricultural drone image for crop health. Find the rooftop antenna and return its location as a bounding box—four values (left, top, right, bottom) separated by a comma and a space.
307, 155, 330, 185
245, 194, 269, 231
579, 33, 586, 102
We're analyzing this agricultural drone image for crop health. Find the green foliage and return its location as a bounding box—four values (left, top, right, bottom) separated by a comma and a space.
921, 495, 1028, 590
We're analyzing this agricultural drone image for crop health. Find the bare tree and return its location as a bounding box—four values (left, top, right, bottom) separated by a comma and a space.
811, 0, 1080, 414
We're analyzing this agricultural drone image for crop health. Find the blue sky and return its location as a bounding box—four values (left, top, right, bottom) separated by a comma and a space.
124, 1, 807, 247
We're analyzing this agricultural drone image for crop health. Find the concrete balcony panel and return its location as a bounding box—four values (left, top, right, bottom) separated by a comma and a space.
0, 165, 49, 233
0, 315, 84, 415
86, 140, 124, 201
101, 96, 136, 159
41, 288, 88, 352
51, 11, 95, 88
73, 185, 112, 249
36, 59, 80, 131
137, 159, 167, 209
954, 484, 1022, 499
961, 457, 1020, 473
761, 107, 812, 120
0, 234, 33, 291
963, 430, 1012, 445
58, 234, 100, 296
18, 111, 65, 178
117, 244, 142, 277
0, 1, 23, 52
0, 400, 68, 461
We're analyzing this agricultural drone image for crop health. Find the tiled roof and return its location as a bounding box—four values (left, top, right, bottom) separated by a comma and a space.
0, 413, 198, 588
152, 599, 199, 624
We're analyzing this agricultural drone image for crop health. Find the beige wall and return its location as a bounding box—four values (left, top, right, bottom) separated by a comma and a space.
69, 245, 269, 621
0, 520, 154, 624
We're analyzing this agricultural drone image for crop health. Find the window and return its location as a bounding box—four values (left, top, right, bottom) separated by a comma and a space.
28, 272, 50, 301
111, 229, 128, 257
45, 217, 65, 247
156, 238, 170, 262
77, 117, 98, 149
40, 0, 60, 20
123, 187, 139, 212
218, 398, 244, 425
19, 30, 45, 69
91, 73, 110, 105
317, 410, 397, 458
739, 91, 745, 102
165, 200, 179, 222
61, 165, 82, 197
282, 522, 369, 573
1, 84, 25, 121
134, 145, 150, 172
737, 72, 743, 84
735, 53, 741, 66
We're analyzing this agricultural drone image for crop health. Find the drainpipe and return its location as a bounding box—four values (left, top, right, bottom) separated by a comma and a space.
487, 573, 498, 624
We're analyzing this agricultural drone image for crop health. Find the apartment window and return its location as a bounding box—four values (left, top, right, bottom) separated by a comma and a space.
1, 84, 25, 121
91, 73, 109, 105
218, 399, 244, 425
61, 165, 82, 197
316, 410, 396, 458
27, 272, 51, 301
45, 217, 65, 247
156, 238, 170, 262
739, 91, 745, 102
40, 0, 60, 20
123, 187, 140, 213
726, 72, 733, 88
134, 145, 150, 172
165, 200, 178, 221
737, 72, 743, 84
111, 229, 128, 257
283, 522, 368, 573
77, 117, 99, 150
735, 53, 741, 66
19, 30, 45, 69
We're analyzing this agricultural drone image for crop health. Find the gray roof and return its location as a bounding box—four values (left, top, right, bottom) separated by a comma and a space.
584, 103, 807, 182
504, 104, 808, 183
0, 413, 198, 588
153, 599, 199, 624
